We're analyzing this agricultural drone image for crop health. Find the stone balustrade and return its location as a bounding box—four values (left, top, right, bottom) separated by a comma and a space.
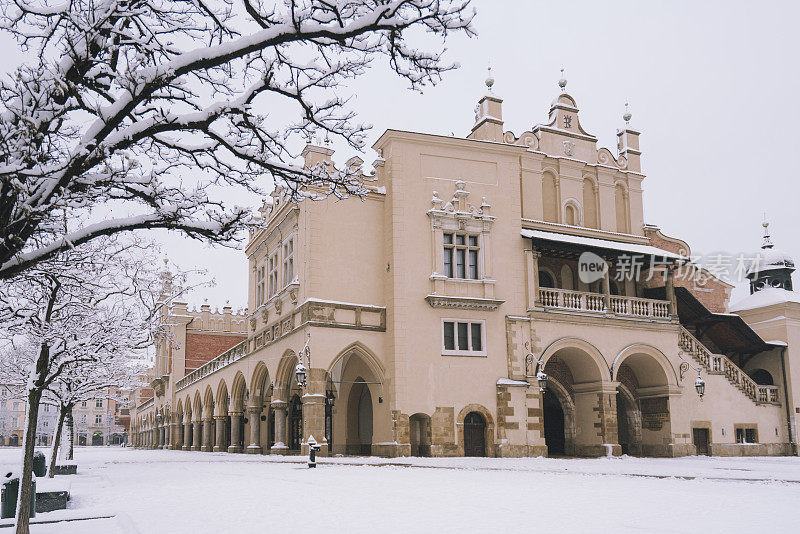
678, 327, 780, 406
538, 288, 671, 320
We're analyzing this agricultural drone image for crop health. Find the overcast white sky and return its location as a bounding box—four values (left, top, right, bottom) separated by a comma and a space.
2, 1, 798, 310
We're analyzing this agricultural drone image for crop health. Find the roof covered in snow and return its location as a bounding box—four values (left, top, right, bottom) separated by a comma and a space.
729, 287, 800, 312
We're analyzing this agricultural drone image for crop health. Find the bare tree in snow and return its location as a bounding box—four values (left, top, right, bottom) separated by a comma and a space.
0, 0, 475, 278
0, 237, 193, 533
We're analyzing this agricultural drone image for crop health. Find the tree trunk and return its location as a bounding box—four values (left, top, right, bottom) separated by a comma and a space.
66, 409, 74, 461
47, 407, 67, 478
16, 387, 42, 534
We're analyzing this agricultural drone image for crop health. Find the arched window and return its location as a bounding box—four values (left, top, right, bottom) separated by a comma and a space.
583, 179, 599, 228
565, 204, 577, 226
615, 184, 629, 233
542, 173, 559, 223
539, 270, 555, 288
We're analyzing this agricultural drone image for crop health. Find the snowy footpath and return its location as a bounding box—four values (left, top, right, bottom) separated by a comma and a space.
1, 447, 799, 533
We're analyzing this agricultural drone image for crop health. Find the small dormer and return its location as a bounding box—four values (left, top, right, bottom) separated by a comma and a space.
533, 71, 598, 160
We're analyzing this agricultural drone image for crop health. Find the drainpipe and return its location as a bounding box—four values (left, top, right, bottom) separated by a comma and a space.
778, 346, 796, 455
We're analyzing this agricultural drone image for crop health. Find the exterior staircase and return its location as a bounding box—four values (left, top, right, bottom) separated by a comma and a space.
678, 327, 779, 405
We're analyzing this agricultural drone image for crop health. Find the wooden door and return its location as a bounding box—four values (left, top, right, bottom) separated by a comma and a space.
464, 412, 486, 457
692, 428, 710, 455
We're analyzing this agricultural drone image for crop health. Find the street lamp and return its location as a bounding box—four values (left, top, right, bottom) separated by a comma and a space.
295, 333, 311, 388
525, 351, 548, 392
679, 361, 706, 398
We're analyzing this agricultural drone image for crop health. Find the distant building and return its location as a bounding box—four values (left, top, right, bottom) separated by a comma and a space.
0, 384, 129, 446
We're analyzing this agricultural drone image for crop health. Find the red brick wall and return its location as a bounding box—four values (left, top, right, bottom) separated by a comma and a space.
185, 332, 247, 372
645, 228, 732, 313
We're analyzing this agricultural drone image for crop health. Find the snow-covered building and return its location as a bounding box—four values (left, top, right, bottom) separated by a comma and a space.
132, 74, 798, 458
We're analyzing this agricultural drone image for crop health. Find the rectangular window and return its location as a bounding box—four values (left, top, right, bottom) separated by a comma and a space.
442, 320, 485, 356
736, 427, 758, 444
81, 401, 87, 408
256, 264, 265, 305
443, 321, 455, 351
283, 238, 294, 285
268, 251, 279, 297
443, 232, 479, 279
95, 399, 103, 408
81, 415, 87, 424
95, 415, 102, 425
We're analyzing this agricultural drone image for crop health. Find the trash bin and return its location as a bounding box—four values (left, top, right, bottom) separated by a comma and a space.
33, 452, 46, 477
1, 473, 36, 519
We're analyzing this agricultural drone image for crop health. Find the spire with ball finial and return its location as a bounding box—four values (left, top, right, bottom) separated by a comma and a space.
762, 218, 774, 249
485, 65, 494, 93
558, 67, 567, 92
623, 101, 632, 125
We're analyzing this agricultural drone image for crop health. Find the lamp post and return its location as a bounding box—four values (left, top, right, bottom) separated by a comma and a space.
295, 333, 311, 388
524, 351, 548, 392
679, 361, 706, 398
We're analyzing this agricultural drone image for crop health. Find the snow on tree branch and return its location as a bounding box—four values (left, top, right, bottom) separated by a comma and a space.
0, 0, 475, 278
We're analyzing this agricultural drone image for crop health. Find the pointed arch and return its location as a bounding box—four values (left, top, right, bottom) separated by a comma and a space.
250, 361, 271, 407
184, 396, 193, 421
275, 349, 298, 394
216, 380, 230, 417
230, 371, 248, 412
203, 386, 215, 418
192, 391, 203, 422
327, 341, 385, 383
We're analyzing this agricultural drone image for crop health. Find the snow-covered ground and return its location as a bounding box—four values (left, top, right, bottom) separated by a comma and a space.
1, 447, 799, 533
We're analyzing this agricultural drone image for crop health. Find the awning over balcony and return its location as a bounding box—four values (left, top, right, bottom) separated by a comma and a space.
521, 229, 684, 260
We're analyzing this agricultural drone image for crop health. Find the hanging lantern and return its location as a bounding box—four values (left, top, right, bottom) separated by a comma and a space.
695, 375, 705, 397
537, 370, 548, 392
325, 390, 336, 407
295, 361, 307, 388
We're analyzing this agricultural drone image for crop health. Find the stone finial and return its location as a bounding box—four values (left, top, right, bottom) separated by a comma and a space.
485, 65, 495, 92
762, 220, 773, 249
558, 67, 567, 92
623, 102, 632, 125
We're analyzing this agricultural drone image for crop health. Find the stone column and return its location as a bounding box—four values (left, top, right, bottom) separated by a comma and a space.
170, 422, 180, 450
665, 265, 678, 318
214, 415, 226, 452
246, 405, 263, 454
228, 412, 243, 453
202, 417, 214, 452
192, 419, 202, 451
525, 250, 542, 310
271, 400, 288, 453
573, 382, 621, 457
183, 420, 192, 451
154, 426, 160, 449
602, 259, 612, 313
301, 368, 328, 456
161, 424, 167, 449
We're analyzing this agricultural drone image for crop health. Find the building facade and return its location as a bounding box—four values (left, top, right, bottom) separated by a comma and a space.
132, 76, 798, 458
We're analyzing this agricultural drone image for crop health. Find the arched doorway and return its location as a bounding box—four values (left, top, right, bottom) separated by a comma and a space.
9, 434, 19, 447
92, 432, 103, 446
357, 382, 373, 455
288, 394, 302, 452
463, 412, 486, 457
613, 346, 675, 457
542, 391, 566, 456
409, 413, 431, 457
748, 369, 774, 385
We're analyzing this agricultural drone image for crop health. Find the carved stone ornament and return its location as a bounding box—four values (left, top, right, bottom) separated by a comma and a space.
563, 140, 575, 156
260, 306, 269, 322
249, 316, 257, 330
289, 289, 298, 304
274, 299, 282, 314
